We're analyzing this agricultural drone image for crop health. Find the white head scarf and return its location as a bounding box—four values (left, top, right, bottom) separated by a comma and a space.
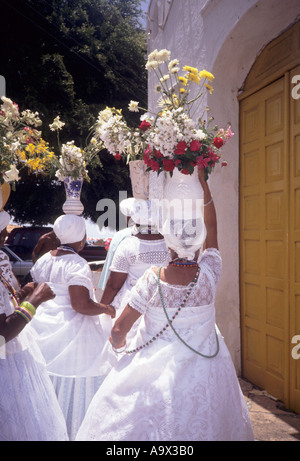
161, 217, 206, 260
53, 214, 86, 244
0, 211, 11, 232
120, 198, 159, 226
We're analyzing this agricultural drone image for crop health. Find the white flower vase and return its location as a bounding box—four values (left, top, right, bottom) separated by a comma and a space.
62, 176, 84, 215
163, 168, 204, 220
129, 160, 149, 200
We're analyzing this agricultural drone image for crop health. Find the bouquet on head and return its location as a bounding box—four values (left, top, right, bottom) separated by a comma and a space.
142, 49, 234, 178
93, 106, 152, 164
0, 96, 55, 186
49, 116, 102, 182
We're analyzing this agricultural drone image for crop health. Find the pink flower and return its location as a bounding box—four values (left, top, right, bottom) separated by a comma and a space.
197, 156, 210, 168
225, 126, 234, 140
189, 140, 201, 152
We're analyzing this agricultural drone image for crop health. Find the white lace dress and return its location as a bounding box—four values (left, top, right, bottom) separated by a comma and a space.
76, 249, 254, 441
30, 252, 116, 440
0, 282, 68, 441
109, 235, 171, 313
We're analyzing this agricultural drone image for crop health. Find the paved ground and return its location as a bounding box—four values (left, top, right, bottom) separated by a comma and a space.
239, 378, 300, 441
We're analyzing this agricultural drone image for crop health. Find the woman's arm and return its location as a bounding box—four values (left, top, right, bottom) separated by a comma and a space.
100, 271, 128, 304
0, 283, 55, 343
198, 168, 218, 250
69, 285, 115, 317
110, 304, 141, 349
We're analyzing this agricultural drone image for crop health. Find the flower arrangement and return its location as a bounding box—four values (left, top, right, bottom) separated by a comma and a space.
93, 106, 151, 163
49, 116, 102, 181
0, 96, 55, 185
141, 49, 233, 178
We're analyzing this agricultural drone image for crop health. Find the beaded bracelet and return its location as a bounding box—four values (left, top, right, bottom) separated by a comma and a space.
20, 301, 36, 316
15, 306, 33, 323
204, 197, 214, 207
15, 302, 36, 323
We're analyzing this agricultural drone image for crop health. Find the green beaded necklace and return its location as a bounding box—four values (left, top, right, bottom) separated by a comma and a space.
126, 266, 219, 357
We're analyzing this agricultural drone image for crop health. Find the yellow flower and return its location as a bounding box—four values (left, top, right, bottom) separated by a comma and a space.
178, 76, 188, 86
183, 65, 199, 75
188, 72, 200, 84
204, 83, 214, 94
199, 70, 215, 82
179, 88, 186, 94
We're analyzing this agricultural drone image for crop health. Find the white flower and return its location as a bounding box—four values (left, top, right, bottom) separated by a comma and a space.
128, 101, 139, 112
3, 164, 20, 182
49, 116, 65, 131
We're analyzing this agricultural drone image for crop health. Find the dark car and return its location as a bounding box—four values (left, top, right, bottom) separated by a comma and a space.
6, 226, 107, 263
2, 244, 33, 284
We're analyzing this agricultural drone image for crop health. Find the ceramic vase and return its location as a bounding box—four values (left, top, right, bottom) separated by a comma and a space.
62, 176, 84, 215
129, 160, 149, 200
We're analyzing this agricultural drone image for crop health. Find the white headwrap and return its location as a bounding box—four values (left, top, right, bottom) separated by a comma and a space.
161, 217, 206, 260
120, 198, 159, 226
53, 214, 86, 244
0, 211, 11, 232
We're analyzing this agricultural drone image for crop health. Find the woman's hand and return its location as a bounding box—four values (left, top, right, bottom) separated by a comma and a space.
19, 282, 37, 300
103, 304, 116, 318
27, 283, 56, 309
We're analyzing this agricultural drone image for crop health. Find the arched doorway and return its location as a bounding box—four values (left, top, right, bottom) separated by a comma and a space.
239, 20, 300, 413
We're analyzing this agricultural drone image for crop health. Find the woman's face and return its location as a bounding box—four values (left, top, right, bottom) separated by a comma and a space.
0, 227, 8, 248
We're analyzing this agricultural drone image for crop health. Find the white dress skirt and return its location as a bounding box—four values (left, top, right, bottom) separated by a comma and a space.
30, 252, 117, 440
0, 282, 68, 441
76, 249, 254, 441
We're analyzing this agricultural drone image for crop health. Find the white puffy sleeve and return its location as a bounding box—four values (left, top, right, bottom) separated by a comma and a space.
200, 248, 222, 285
109, 239, 130, 274
128, 268, 157, 315
65, 258, 94, 293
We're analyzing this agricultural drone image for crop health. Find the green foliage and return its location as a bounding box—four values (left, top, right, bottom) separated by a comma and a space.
0, 0, 146, 225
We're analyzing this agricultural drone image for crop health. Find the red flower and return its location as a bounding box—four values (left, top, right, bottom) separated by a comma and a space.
150, 159, 160, 172
190, 140, 201, 152
221, 161, 228, 167
114, 153, 122, 160
139, 120, 151, 131
213, 137, 224, 149
163, 158, 175, 172
174, 141, 188, 155
154, 149, 164, 158
181, 168, 191, 175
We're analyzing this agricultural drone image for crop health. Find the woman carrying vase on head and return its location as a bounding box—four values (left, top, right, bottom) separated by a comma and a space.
76, 169, 254, 442
30, 214, 116, 440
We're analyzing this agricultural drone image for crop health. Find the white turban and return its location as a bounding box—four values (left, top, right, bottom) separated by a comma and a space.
161, 217, 207, 260
120, 198, 159, 226
53, 214, 86, 244
0, 211, 11, 232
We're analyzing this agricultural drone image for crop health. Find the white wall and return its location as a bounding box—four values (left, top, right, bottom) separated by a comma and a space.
147, 0, 300, 371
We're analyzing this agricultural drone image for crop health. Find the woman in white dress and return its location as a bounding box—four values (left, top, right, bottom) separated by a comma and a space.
30, 214, 116, 440
100, 198, 170, 335
0, 211, 68, 441
76, 170, 254, 441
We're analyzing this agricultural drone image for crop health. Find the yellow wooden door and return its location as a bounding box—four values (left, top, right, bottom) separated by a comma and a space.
240, 76, 290, 404
239, 21, 300, 414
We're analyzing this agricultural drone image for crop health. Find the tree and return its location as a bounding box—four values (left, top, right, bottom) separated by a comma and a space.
0, 0, 147, 227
